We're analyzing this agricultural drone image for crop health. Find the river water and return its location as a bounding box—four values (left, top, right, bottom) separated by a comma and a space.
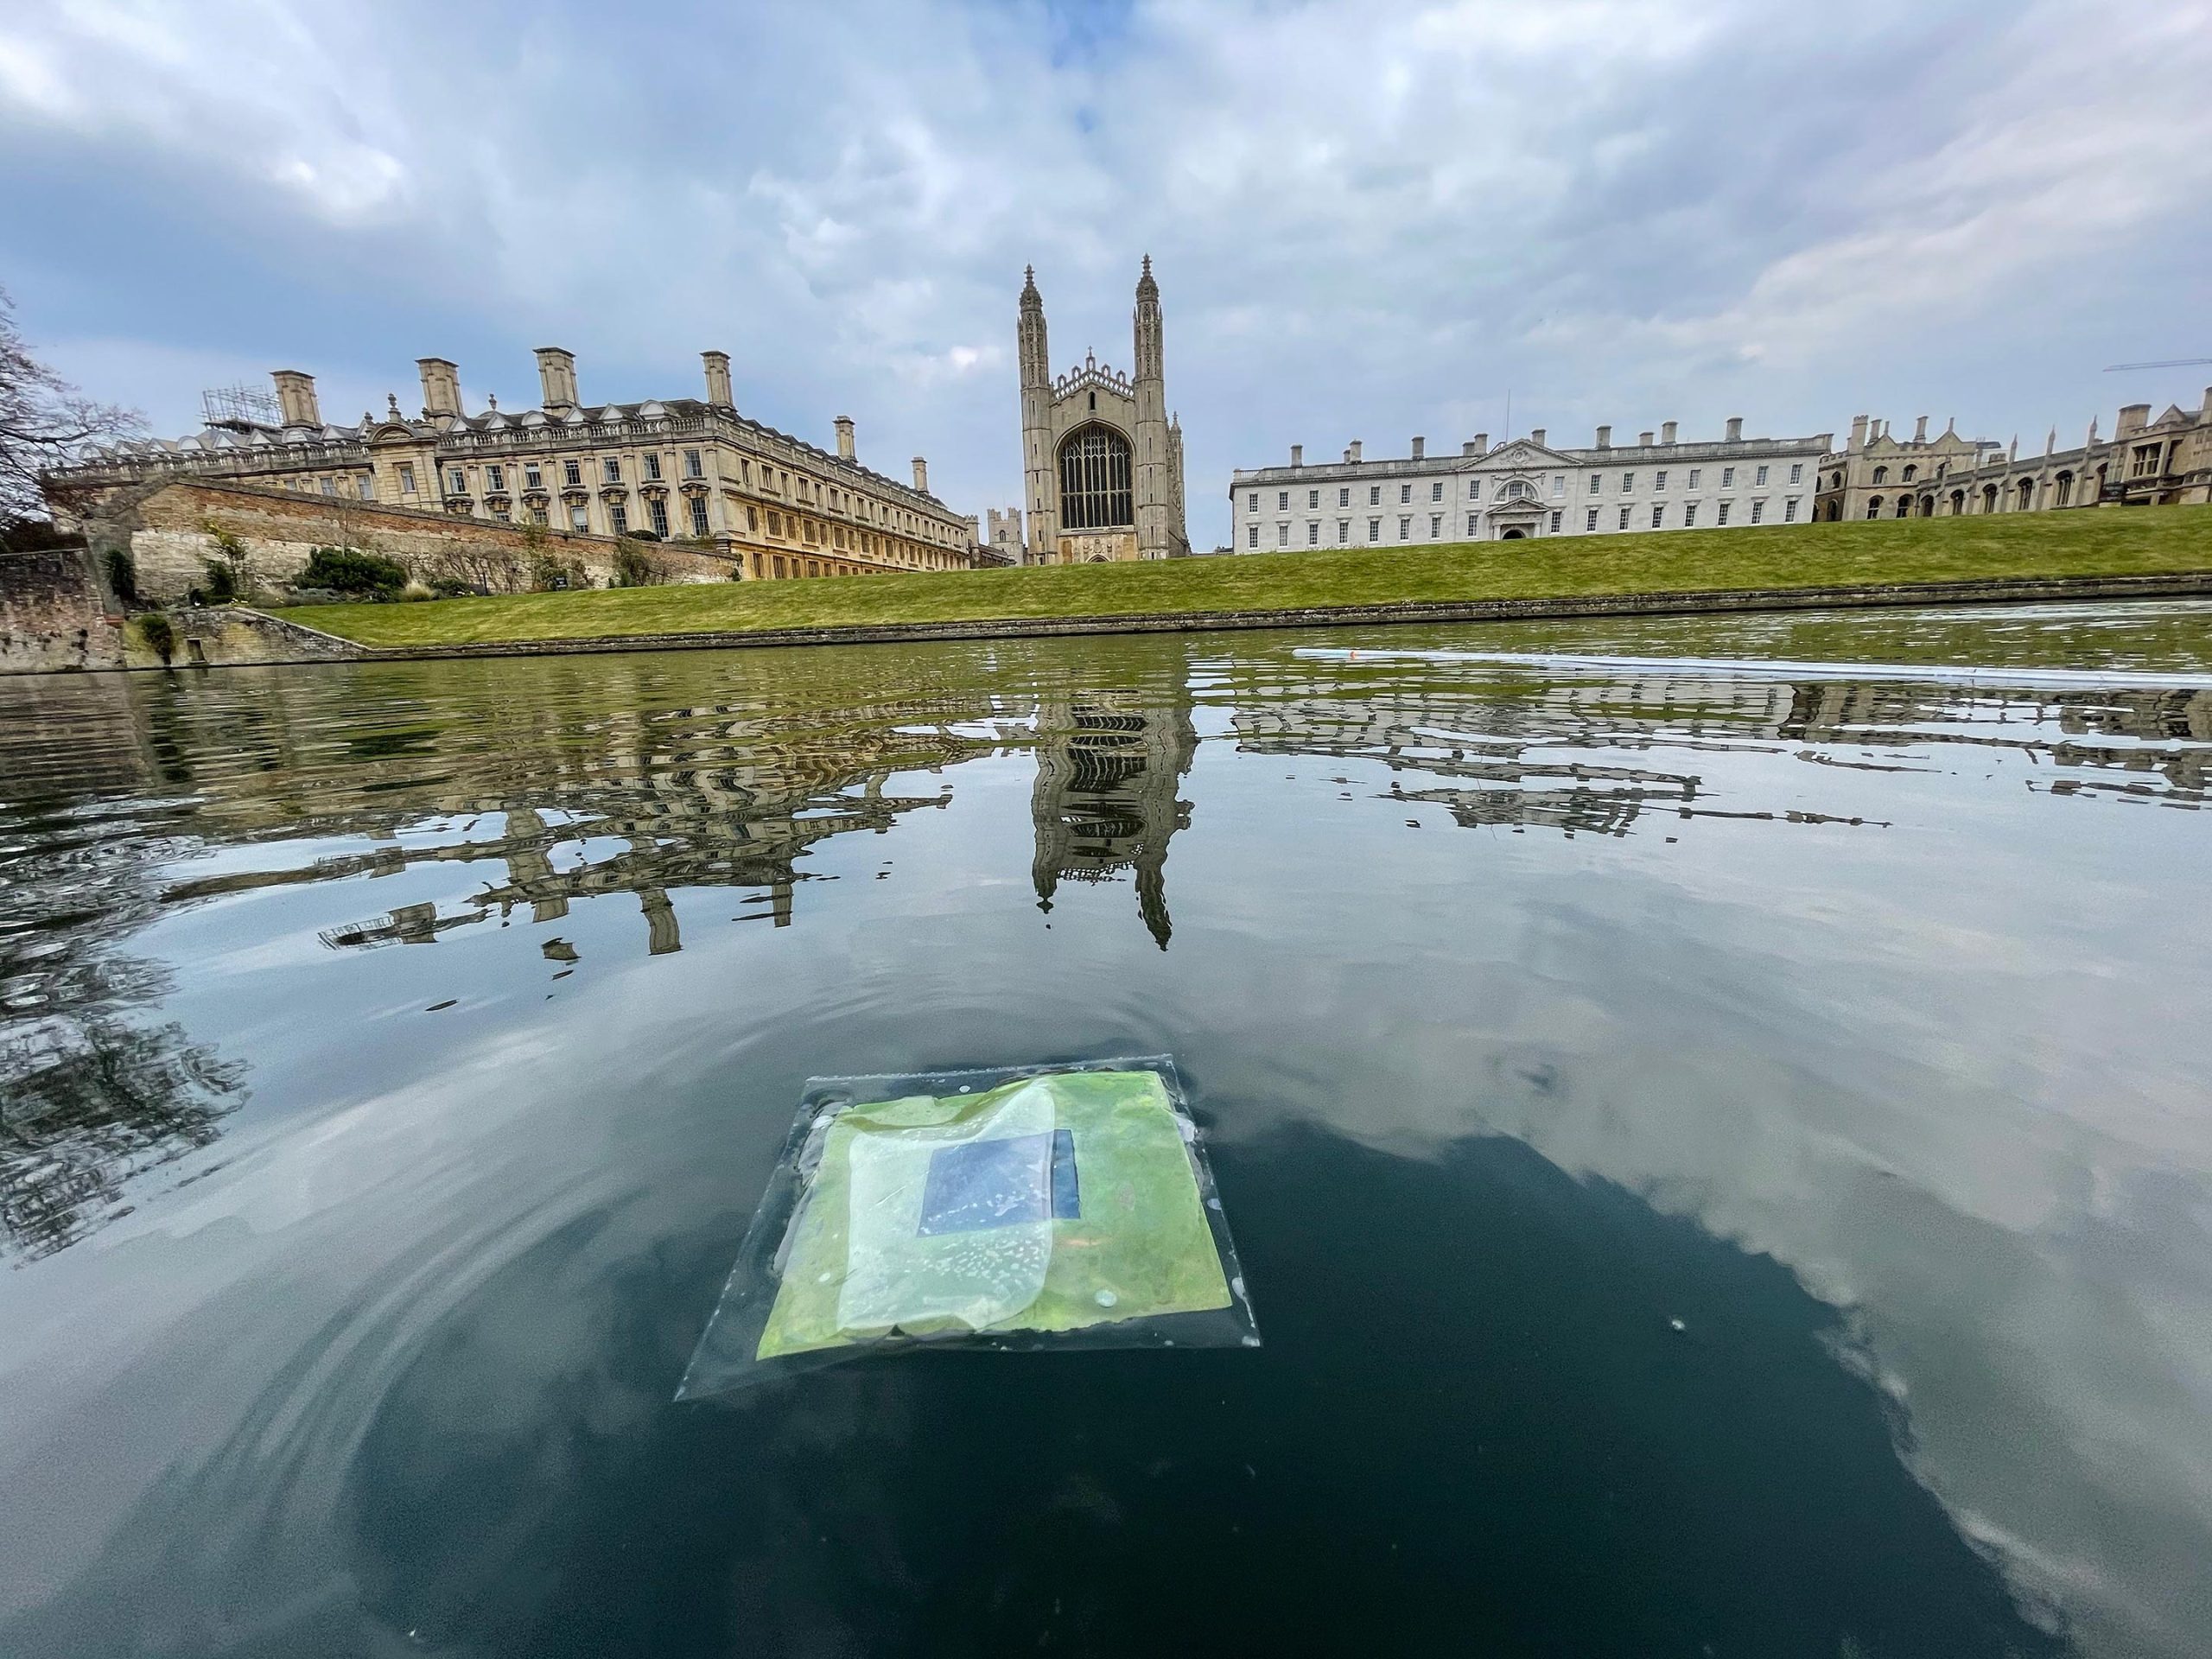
2, 601, 2208, 1657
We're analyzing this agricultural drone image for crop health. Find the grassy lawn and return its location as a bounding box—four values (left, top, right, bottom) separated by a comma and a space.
272, 505, 2212, 647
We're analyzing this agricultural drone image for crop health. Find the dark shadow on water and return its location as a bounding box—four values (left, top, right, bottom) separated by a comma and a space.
312, 1131, 2063, 1656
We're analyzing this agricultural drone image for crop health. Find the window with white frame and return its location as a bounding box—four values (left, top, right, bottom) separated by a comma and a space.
609, 503, 628, 534
1750, 499, 1765, 523
524, 464, 543, 489
1721, 466, 1735, 486
1277, 523, 1290, 546
1650, 505, 1663, 528
1618, 506, 1630, 530
563, 460, 582, 486
690, 497, 710, 536
1755, 465, 1769, 486
1551, 476, 1564, 497
486, 465, 504, 492
1469, 479, 1482, 499
358, 478, 374, 500
1400, 484, 1412, 504
1429, 513, 1442, 537
1588, 473, 1602, 493
321, 477, 337, 496
1248, 524, 1260, 548
603, 458, 621, 483
649, 498, 671, 537
645, 454, 663, 481
397, 463, 416, 494
448, 467, 467, 493
1684, 503, 1698, 526
1621, 473, 1634, 492
1688, 468, 1700, 489
1549, 511, 1561, 532
1468, 513, 1479, 535
683, 449, 704, 478
1338, 520, 1350, 543
1367, 518, 1381, 539
1398, 515, 1411, 539
1248, 492, 1259, 511
1339, 487, 1351, 507
569, 504, 588, 531
1370, 486, 1381, 505
1309, 489, 1320, 509
1278, 490, 1289, 510
1307, 521, 1320, 544
1717, 501, 1732, 524
1788, 463, 1802, 485
1783, 498, 1799, 522
1586, 507, 1599, 531
1655, 470, 1669, 491
1432, 480, 1444, 501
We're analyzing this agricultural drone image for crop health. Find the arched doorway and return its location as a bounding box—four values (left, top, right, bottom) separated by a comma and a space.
1500, 527, 1528, 540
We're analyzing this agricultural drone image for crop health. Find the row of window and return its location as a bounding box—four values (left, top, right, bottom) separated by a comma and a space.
1251, 497, 1804, 547
1252, 462, 1805, 515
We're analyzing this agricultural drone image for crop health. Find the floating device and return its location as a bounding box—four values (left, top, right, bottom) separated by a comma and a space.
677, 1057, 1258, 1397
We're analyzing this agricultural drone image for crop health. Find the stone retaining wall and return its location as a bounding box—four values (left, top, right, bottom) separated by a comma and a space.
80, 477, 736, 604
0, 545, 124, 672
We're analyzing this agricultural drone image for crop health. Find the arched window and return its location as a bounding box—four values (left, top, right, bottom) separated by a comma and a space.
1919, 495, 1935, 518
1949, 490, 1965, 515
1903, 464, 1916, 481
1872, 466, 1888, 484
1503, 479, 1533, 499
2017, 478, 2036, 511
1981, 483, 1999, 512
1058, 424, 1133, 529
2055, 472, 2074, 507
1866, 496, 1883, 518
1895, 495, 1911, 518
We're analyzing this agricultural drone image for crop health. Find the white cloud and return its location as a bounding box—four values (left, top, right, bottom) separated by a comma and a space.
1, 0, 2207, 522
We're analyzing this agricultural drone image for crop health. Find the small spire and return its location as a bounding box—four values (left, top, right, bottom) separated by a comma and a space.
1136, 252, 1158, 301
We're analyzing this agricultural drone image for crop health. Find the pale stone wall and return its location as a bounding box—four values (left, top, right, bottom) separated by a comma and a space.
85, 478, 735, 603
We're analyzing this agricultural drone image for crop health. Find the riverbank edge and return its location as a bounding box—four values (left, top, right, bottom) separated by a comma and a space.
38, 568, 2212, 671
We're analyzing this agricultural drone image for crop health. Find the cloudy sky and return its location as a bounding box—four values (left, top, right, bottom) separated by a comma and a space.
3, 0, 2209, 541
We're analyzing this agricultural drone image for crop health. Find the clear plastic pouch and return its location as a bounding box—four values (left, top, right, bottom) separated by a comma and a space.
676, 1056, 1259, 1398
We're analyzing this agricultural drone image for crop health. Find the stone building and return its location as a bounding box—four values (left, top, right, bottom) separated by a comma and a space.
1028, 690, 1196, 950
49, 349, 978, 581
1230, 417, 1832, 551
1018, 260, 1191, 563
1813, 393, 2212, 521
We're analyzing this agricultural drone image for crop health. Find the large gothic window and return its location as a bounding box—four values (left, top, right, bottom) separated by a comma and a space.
1058, 423, 1134, 530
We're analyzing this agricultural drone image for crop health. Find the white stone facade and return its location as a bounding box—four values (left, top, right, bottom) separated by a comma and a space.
1229, 419, 1834, 552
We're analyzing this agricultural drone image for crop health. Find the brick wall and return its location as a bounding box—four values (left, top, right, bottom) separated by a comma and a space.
0, 546, 125, 673
84, 477, 737, 602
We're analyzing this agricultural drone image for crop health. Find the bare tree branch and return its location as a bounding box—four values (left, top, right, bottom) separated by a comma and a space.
0, 286, 143, 531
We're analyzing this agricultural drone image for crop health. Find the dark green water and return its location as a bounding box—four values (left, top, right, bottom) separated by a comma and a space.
3, 600, 2209, 1658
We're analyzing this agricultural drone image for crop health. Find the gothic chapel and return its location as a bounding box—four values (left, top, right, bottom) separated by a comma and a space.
1016, 259, 1190, 563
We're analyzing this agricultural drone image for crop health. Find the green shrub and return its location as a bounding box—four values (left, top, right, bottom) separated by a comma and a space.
102, 546, 137, 604
613, 542, 662, 588
137, 612, 175, 664
301, 545, 407, 596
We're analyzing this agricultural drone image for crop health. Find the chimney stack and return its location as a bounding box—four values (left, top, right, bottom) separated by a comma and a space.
912, 456, 929, 493
416, 357, 461, 419
1639, 430, 1655, 447
2118, 404, 2150, 437
1471, 433, 1488, 454
1290, 443, 1304, 467
1914, 415, 1929, 442
702, 350, 733, 407
2201, 385, 2212, 418
835, 416, 855, 461
1661, 420, 1677, 445
270, 370, 321, 427
1411, 435, 1426, 460
1347, 439, 1363, 462
534, 347, 579, 413
1595, 424, 1611, 449
1462, 440, 1478, 457
1849, 414, 1868, 451
1530, 428, 1546, 447
1725, 416, 1743, 442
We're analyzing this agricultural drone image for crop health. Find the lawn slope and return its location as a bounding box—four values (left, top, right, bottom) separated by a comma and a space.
275, 505, 2212, 648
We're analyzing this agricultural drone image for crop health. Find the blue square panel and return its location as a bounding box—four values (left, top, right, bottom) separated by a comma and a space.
917, 1130, 1078, 1236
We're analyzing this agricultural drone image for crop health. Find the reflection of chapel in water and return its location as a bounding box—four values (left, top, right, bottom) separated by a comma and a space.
1029, 695, 1197, 949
